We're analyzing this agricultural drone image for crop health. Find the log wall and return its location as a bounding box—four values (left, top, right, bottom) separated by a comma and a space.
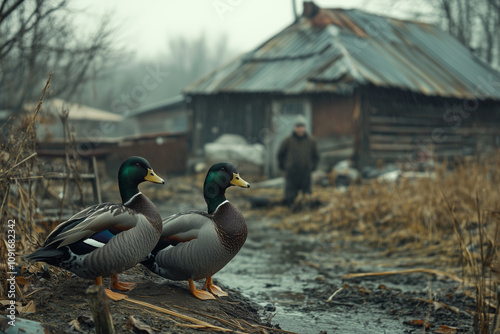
359, 87, 500, 167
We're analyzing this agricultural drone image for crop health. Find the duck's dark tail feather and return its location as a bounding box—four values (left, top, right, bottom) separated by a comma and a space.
24, 247, 65, 265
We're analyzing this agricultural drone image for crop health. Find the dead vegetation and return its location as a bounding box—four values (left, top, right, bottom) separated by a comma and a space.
0, 77, 287, 333
0, 74, 92, 315
247, 156, 500, 333
1, 75, 500, 332
0, 75, 54, 313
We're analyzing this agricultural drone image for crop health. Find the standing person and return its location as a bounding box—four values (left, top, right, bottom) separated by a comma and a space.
277, 115, 320, 207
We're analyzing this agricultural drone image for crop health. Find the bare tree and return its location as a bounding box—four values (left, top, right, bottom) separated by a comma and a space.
438, 0, 500, 68
165, 33, 231, 93
0, 0, 118, 112
386, 0, 500, 69
77, 33, 233, 113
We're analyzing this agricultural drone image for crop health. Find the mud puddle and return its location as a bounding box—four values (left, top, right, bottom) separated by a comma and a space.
16, 182, 476, 333
211, 212, 475, 334
151, 188, 475, 334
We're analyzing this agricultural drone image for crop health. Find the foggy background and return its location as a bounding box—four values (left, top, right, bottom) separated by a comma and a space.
4, 0, 497, 115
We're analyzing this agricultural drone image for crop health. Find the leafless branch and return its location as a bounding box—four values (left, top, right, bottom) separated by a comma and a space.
0, 0, 118, 111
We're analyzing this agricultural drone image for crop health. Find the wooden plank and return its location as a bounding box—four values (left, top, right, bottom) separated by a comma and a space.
370, 148, 467, 160
456, 128, 500, 135
322, 147, 355, 158
357, 91, 371, 168
37, 147, 113, 158
91, 156, 102, 204
371, 125, 500, 136
370, 134, 463, 144
86, 285, 116, 334
370, 115, 443, 126
370, 142, 463, 151
371, 125, 437, 134
43, 173, 99, 180
318, 138, 355, 151
370, 107, 446, 119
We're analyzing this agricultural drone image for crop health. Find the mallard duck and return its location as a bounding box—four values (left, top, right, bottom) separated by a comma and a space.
26, 156, 165, 301
142, 162, 250, 300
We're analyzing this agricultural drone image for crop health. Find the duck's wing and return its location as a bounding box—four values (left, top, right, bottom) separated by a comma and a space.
161, 211, 212, 241
44, 203, 146, 248
151, 211, 212, 252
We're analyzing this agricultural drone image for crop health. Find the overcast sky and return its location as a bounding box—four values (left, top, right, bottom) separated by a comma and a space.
83, 0, 428, 60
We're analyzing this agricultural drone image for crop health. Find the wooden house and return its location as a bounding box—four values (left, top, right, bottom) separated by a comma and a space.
184, 1, 500, 175
126, 95, 188, 135
34, 97, 188, 178
35, 98, 124, 140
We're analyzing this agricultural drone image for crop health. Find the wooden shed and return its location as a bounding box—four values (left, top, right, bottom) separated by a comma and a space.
184, 1, 500, 175
126, 95, 188, 135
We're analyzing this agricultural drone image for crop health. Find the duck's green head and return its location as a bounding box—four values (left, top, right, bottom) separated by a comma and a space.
118, 156, 165, 203
203, 162, 250, 213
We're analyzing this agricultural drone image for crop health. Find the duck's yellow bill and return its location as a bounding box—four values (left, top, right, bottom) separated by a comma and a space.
230, 173, 250, 188
145, 168, 165, 184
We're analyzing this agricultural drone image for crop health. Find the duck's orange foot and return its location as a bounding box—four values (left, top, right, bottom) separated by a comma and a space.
189, 278, 216, 300
111, 274, 137, 291
104, 288, 128, 301
208, 284, 228, 297
112, 281, 137, 291
203, 277, 228, 297
94, 276, 128, 301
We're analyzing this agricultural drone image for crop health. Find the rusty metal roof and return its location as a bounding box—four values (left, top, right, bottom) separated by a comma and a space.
184, 5, 500, 100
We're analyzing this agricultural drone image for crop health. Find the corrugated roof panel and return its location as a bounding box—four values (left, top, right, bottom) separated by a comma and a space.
250, 25, 333, 60
343, 37, 416, 87
311, 55, 351, 82
394, 21, 500, 97
220, 53, 329, 92
346, 10, 401, 44
358, 38, 451, 95
184, 6, 500, 100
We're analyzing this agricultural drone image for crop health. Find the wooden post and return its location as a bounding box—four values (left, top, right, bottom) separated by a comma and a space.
86, 285, 115, 334
91, 156, 102, 203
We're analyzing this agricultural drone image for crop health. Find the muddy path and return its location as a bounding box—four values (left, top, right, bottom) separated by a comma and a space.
155, 184, 476, 334
19, 181, 477, 333
215, 209, 475, 334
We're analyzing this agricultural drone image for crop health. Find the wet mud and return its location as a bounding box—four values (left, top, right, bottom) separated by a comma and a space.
19, 185, 477, 333
216, 211, 475, 333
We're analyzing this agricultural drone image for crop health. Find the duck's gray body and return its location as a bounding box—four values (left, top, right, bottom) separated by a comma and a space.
27, 193, 162, 279
143, 201, 247, 281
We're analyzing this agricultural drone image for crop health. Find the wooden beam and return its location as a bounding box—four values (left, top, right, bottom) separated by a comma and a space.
370, 142, 463, 151
370, 134, 463, 144
91, 156, 102, 204
370, 115, 443, 126
86, 285, 115, 334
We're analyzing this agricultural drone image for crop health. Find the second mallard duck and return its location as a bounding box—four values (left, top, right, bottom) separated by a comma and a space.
142, 162, 250, 300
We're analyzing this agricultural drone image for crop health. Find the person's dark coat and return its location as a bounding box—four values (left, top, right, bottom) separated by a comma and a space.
277, 132, 320, 175
277, 131, 320, 206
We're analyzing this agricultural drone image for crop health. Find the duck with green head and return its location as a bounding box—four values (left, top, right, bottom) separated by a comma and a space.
26, 156, 165, 301
142, 162, 250, 300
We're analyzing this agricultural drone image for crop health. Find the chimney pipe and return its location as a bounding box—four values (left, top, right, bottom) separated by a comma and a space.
303, 1, 320, 18
292, 0, 298, 21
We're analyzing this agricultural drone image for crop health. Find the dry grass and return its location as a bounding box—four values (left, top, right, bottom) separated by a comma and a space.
248, 156, 500, 333
0, 76, 52, 301
252, 158, 498, 263
0, 74, 82, 301
1, 74, 499, 332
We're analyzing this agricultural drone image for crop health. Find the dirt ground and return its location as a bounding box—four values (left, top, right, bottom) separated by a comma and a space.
12, 175, 485, 333
22, 271, 280, 333
21, 263, 477, 334
19, 207, 477, 334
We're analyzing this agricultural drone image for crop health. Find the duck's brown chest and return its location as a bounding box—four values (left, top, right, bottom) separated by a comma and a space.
213, 202, 247, 254
126, 194, 162, 233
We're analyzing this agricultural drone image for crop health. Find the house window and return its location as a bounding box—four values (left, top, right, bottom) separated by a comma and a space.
279, 101, 304, 116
